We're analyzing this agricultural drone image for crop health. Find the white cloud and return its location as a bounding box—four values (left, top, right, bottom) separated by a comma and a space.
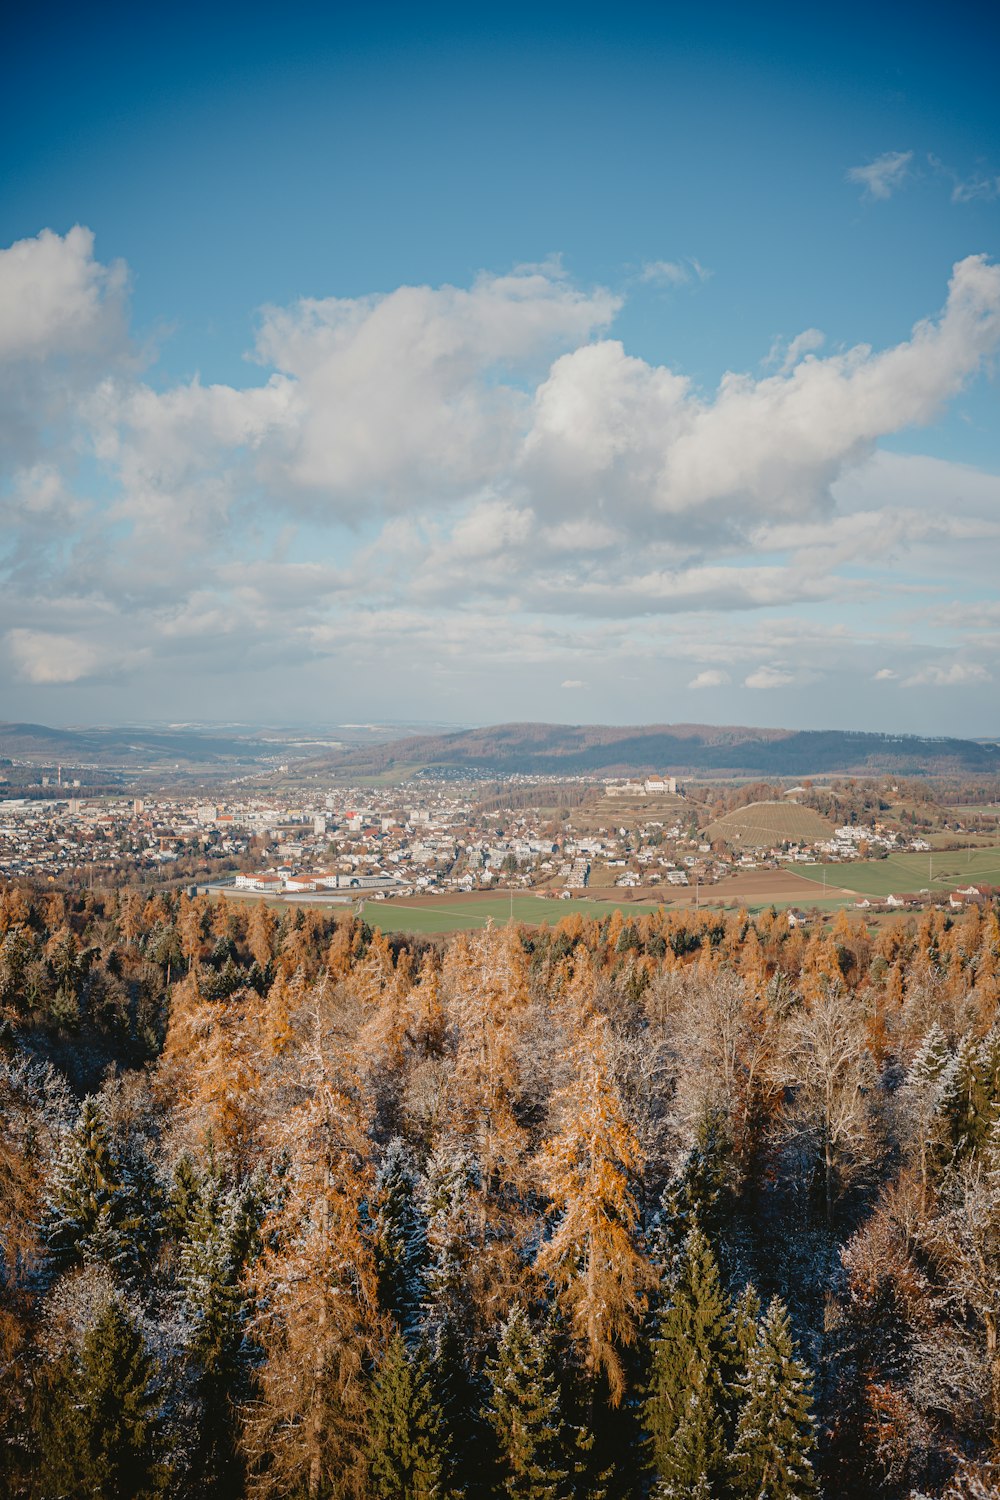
951, 174, 1000, 204
5, 628, 143, 685
0, 226, 127, 363
846, 150, 913, 200
3, 229, 1000, 728
874, 667, 897, 680
929, 154, 1000, 204
640, 258, 711, 287
744, 666, 796, 689
766, 328, 825, 373
252, 266, 619, 508
520, 255, 1000, 535
903, 661, 992, 688
0, 227, 133, 474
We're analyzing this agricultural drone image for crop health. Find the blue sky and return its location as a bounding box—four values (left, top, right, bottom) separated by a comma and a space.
2, 2, 999, 734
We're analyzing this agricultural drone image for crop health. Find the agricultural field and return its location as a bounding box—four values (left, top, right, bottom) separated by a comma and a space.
794, 845, 1000, 899
360, 892, 662, 934
704, 800, 834, 849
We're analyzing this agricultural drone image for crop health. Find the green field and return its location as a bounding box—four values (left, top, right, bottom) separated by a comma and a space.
360, 894, 662, 934
795, 846, 1000, 899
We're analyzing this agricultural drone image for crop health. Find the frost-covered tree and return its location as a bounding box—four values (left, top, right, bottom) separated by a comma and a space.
730, 1298, 818, 1500
370, 1138, 428, 1338
783, 985, 876, 1226
178, 1168, 262, 1496
897, 1022, 955, 1200
45, 1095, 159, 1275
35, 1293, 166, 1499
932, 1026, 1000, 1172
485, 1305, 568, 1500
922, 1160, 1000, 1448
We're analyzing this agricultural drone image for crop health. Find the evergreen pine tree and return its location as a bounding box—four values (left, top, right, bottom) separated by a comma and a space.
929, 1032, 1000, 1170
657, 1383, 727, 1499
652, 1114, 732, 1269
729, 1298, 818, 1500
178, 1172, 261, 1496
35, 1295, 165, 1499
166, 1152, 204, 1239
367, 1332, 451, 1499
731, 1284, 762, 1366
370, 1138, 428, 1337
485, 1305, 568, 1500
644, 1226, 738, 1495
905, 1022, 952, 1090
45, 1097, 159, 1275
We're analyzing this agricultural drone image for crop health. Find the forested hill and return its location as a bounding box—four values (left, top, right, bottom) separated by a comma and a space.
315, 720, 1000, 778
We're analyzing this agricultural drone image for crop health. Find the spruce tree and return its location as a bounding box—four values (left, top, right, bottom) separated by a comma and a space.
658, 1384, 727, 1500
419, 1145, 486, 1493
35, 1296, 165, 1499
731, 1284, 762, 1366
644, 1226, 738, 1496
370, 1138, 428, 1337
45, 1097, 159, 1275
485, 1305, 568, 1500
177, 1173, 260, 1496
367, 1332, 451, 1499
729, 1298, 818, 1500
653, 1113, 732, 1268
929, 1029, 1000, 1171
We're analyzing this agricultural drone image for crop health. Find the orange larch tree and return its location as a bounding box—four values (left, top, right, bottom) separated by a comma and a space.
534, 1011, 652, 1404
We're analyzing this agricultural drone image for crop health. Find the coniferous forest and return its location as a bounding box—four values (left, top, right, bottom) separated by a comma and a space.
3, 885, 1000, 1497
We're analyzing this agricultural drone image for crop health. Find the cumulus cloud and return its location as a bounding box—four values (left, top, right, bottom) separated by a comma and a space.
5, 629, 143, 685
744, 666, 796, 689
903, 661, 992, 688
520, 255, 1000, 537
0, 226, 127, 362
847, 150, 913, 200
251, 266, 619, 507
874, 667, 897, 680
3, 228, 1000, 727
0, 227, 132, 471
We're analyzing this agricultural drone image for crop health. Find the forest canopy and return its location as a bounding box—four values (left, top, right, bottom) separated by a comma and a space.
2, 883, 1000, 1498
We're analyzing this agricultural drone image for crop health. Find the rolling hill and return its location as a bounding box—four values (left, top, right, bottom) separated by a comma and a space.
308, 722, 1000, 779
704, 801, 836, 848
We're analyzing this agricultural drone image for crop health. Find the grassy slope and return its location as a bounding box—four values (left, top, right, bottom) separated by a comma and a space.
795, 846, 1000, 897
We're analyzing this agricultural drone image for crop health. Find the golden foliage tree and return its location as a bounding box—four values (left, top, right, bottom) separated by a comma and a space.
534, 1012, 652, 1403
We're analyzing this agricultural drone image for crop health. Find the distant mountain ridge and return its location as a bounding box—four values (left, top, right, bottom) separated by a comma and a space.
311, 721, 1000, 777
0, 721, 294, 765
1, 719, 997, 778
